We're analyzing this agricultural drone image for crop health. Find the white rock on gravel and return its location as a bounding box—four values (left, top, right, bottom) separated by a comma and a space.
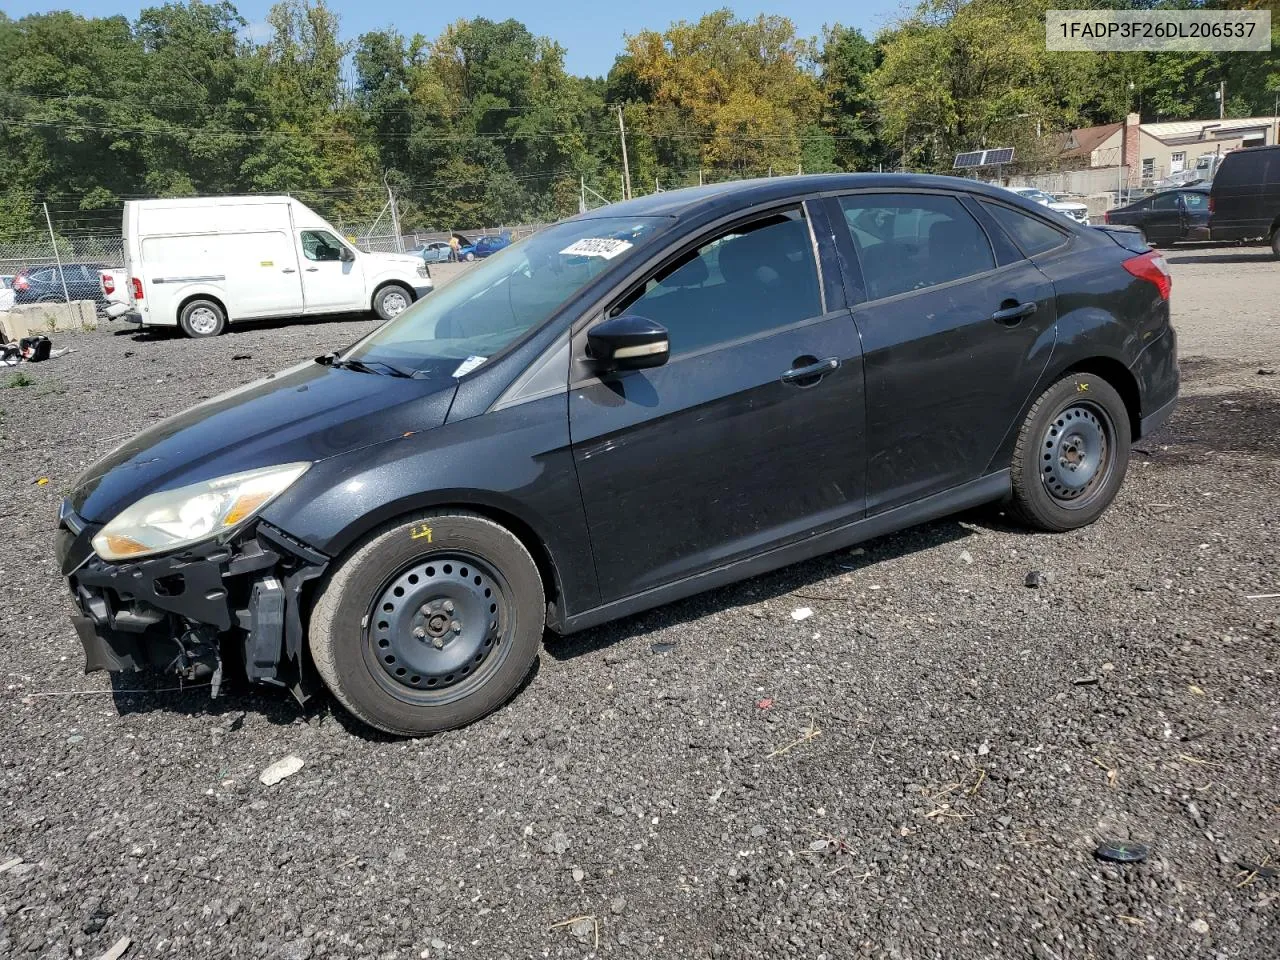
259, 755, 304, 785
790, 607, 813, 621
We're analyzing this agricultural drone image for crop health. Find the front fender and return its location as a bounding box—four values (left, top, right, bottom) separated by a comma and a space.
261, 392, 600, 618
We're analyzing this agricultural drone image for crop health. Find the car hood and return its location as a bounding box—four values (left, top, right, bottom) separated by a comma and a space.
366, 252, 423, 270
70, 360, 458, 524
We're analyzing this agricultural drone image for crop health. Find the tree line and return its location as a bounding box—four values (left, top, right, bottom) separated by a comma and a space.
1, 0, 1276, 236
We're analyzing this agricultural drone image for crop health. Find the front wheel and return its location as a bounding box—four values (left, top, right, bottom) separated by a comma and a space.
1008, 373, 1131, 532
373, 284, 412, 321
1270, 230, 1279, 260
309, 513, 545, 736
464, 252, 475, 262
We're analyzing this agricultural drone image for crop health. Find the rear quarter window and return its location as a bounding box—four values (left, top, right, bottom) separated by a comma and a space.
978, 201, 1068, 257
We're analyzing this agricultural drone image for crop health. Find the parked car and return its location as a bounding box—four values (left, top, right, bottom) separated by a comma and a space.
417, 241, 453, 263
1005, 186, 1090, 224
116, 195, 433, 337
1208, 145, 1280, 257
1103, 186, 1211, 246
458, 234, 511, 261
58, 173, 1177, 736
12, 263, 109, 310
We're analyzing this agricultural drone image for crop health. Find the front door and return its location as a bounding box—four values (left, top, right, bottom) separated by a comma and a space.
1143, 191, 1183, 245
830, 191, 1058, 514
569, 204, 866, 602
297, 229, 364, 313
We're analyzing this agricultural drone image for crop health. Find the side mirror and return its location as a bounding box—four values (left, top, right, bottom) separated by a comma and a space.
339, 246, 355, 262
587, 315, 670, 372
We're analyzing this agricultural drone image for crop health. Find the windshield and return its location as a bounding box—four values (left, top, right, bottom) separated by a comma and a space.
344, 216, 666, 379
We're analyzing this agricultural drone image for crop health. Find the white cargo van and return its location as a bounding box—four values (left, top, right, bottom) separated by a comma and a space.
119, 196, 432, 337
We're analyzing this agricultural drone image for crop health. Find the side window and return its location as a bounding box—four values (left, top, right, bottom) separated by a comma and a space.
838, 193, 995, 300
300, 230, 344, 262
611, 208, 821, 357
1181, 192, 1208, 211
979, 200, 1069, 257
1151, 192, 1179, 211
31, 268, 53, 283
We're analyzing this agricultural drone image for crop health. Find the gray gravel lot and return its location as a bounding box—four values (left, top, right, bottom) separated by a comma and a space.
1, 246, 1277, 959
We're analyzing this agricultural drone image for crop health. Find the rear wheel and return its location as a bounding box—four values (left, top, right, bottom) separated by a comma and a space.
1008, 373, 1131, 532
179, 298, 226, 338
309, 512, 545, 736
1270, 229, 1280, 260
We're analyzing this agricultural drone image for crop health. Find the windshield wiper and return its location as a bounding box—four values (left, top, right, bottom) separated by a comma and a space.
318, 352, 414, 378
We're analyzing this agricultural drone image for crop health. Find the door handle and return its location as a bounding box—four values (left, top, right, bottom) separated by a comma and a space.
781, 356, 840, 385
305, 267, 319, 273
282, 268, 297, 274
990, 301, 1037, 326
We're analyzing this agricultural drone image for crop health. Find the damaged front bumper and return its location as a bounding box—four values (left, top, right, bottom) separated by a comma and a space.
56, 500, 329, 703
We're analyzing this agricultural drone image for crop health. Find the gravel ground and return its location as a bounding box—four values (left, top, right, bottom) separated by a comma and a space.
1, 246, 1277, 959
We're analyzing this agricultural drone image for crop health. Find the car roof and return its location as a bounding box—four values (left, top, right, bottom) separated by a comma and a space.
571, 173, 1041, 222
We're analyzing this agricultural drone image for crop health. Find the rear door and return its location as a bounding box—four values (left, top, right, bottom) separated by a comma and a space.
297, 229, 364, 313
1210, 151, 1265, 240
569, 202, 865, 601
828, 190, 1058, 514
1142, 191, 1182, 245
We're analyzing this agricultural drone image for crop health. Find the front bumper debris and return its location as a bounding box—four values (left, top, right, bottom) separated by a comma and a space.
57, 500, 328, 703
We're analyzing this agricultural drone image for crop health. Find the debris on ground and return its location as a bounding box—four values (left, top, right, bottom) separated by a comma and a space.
959, 550, 973, 564
1188, 918, 1210, 934
1094, 840, 1150, 864
790, 607, 813, 621
94, 937, 132, 960
650, 641, 676, 654
1024, 570, 1043, 588
258, 755, 304, 785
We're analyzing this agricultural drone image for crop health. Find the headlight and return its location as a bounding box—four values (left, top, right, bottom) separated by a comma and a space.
92, 462, 310, 561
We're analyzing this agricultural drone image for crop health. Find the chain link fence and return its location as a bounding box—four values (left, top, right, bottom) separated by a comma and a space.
0, 235, 126, 278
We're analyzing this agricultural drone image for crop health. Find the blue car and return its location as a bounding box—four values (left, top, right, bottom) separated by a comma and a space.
458, 234, 511, 261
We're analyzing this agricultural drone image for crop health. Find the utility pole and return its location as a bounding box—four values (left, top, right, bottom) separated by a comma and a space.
698, 169, 703, 186
384, 175, 403, 252
616, 105, 632, 201
1218, 80, 1226, 120
43, 202, 70, 305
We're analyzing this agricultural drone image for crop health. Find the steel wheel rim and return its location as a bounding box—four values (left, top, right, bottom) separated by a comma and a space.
362, 552, 513, 705
188, 307, 219, 335
382, 290, 408, 317
1040, 400, 1113, 507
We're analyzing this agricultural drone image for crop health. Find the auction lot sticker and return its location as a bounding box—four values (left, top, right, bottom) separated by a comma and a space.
1047, 10, 1271, 52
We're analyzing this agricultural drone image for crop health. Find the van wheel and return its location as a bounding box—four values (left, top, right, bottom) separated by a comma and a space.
179, 299, 226, 338
1008, 373, 1131, 532
309, 512, 545, 737
373, 284, 412, 321
1271, 230, 1280, 260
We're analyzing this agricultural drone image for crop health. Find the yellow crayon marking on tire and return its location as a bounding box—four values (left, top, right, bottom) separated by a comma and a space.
409, 524, 433, 542
1077, 382, 1089, 392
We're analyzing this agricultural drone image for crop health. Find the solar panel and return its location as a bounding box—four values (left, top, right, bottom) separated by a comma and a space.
982, 147, 1015, 165
953, 151, 985, 169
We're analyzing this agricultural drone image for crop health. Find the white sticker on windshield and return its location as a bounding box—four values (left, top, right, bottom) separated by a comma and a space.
559, 238, 633, 260
452, 355, 488, 378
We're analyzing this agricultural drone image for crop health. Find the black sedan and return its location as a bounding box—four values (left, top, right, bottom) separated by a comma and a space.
12, 262, 110, 309
1103, 186, 1211, 246
57, 174, 1179, 736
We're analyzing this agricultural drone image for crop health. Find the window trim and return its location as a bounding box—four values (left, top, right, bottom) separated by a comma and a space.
975, 197, 1072, 261
826, 188, 1006, 306
588, 201, 828, 350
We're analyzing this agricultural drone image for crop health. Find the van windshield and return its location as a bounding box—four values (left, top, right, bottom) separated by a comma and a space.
343, 216, 667, 378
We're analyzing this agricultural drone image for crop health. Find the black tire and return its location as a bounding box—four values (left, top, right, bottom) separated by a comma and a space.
1008, 372, 1131, 532
1271, 230, 1280, 260
373, 284, 413, 321
464, 251, 475, 262
309, 512, 545, 736
179, 298, 226, 338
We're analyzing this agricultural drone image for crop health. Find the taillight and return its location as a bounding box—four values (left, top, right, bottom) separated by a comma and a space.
1103, 211, 1111, 224
102, 274, 115, 295
13, 273, 28, 291
1208, 195, 1215, 213
130, 278, 144, 300
1123, 250, 1171, 300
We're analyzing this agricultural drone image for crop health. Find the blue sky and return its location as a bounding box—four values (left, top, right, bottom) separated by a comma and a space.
3, 1, 905, 76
